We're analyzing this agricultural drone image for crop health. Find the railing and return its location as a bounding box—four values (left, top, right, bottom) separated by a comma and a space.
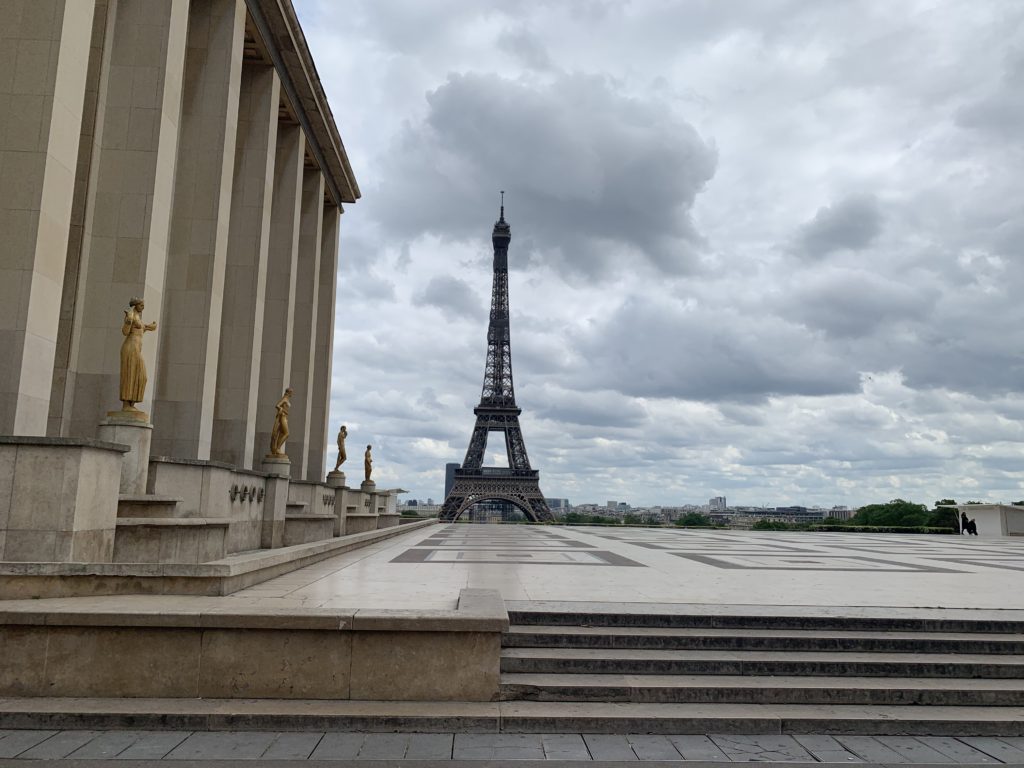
454, 468, 538, 478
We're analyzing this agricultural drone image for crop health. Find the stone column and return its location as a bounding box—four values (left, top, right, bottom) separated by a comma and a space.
287, 170, 325, 479
63, 0, 190, 440
48, 0, 110, 437
151, 0, 245, 461
211, 63, 280, 468
0, 0, 97, 435
306, 204, 340, 480
253, 125, 304, 465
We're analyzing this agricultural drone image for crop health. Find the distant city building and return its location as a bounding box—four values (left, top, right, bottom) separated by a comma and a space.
709, 496, 727, 512
773, 506, 826, 522
444, 463, 459, 499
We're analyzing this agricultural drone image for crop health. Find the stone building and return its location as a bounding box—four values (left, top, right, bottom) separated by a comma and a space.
0, 0, 358, 482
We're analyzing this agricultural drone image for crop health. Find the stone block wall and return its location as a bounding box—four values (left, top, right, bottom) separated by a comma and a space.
0, 437, 125, 562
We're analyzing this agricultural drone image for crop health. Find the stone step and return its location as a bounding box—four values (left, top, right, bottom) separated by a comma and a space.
3, 697, 1024, 736
507, 609, 1024, 634
503, 625, 1024, 654
498, 701, 1024, 736
499, 672, 1024, 706
501, 647, 1024, 678
116, 494, 182, 518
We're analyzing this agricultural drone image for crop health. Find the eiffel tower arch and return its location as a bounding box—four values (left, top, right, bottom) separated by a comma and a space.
441, 198, 554, 523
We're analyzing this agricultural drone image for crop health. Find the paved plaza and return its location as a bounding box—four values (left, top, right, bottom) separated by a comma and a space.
225, 524, 1023, 612
3, 728, 1024, 763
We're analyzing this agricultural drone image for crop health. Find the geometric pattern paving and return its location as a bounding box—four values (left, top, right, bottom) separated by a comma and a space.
395, 524, 1024, 573
4, 728, 1024, 762
391, 525, 645, 566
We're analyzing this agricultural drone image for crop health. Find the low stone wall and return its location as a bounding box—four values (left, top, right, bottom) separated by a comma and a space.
0, 518, 437, 598
282, 515, 335, 547
0, 438, 127, 563
0, 586, 503, 702
113, 519, 229, 563
147, 458, 267, 554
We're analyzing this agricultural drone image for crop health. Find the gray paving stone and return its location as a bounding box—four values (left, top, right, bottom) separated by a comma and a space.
836, 735, 912, 763
667, 735, 730, 761
877, 736, 957, 764
793, 734, 864, 763
260, 732, 324, 760
15, 731, 100, 759
453, 733, 544, 760
710, 734, 815, 762
961, 737, 1024, 763
583, 734, 639, 761
404, 733, 454, 760
627, 734, 682, 761
66, 730, 144, 759
309, 732, 365, 760
541, 733, 591, 760
357, 732, 410, 759
164, 730, 278, 760
113, 731, 191, 760
915, 736, 1001, 764
0, 730, 59, 759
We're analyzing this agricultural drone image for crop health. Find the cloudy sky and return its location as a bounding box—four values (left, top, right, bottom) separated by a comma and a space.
296, 0, 1024, 509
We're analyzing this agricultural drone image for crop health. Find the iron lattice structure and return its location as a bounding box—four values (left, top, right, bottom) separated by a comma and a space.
440, 202, 554, 523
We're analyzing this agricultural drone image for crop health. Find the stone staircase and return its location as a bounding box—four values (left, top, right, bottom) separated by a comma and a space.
497, 605, 1024, 734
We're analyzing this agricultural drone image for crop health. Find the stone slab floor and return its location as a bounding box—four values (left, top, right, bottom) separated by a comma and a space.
3, 729, 1024, 764
227, 524, 1024, 612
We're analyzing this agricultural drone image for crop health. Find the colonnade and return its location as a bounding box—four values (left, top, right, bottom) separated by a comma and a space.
0, 0, 358, 481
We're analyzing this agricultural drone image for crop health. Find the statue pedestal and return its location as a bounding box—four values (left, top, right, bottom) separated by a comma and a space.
97, 413, 153, 495
360, 479, 376, 493
261, 455, 291, 478
326, 470, 346, 489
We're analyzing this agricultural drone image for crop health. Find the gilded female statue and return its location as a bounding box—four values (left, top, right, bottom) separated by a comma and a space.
364, 444, 373, 482
333, 425, 348, 471
269, 388, 293, 457
119, 297, 157, 412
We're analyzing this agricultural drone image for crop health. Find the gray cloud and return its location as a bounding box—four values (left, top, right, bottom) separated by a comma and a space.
413, 275, 485, 320
794, 195, 883, 258
377, 71, 717, 281
574, 296, 859, 402
497, 26, 553, 71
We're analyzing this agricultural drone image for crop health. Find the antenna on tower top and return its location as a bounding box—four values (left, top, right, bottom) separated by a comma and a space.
499, 190, 505, 222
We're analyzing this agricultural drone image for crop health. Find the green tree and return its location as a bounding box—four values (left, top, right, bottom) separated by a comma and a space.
850, 498, 929, 527
675, 512, 712, 527
928, 499, 958, 530
752, 519, 793, 531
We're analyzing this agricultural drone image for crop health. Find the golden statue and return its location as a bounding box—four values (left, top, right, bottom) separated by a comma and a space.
119, 297, 157, 412
333, 425, 348, 471
364, 444, 373, 482
268, 388, 293, 457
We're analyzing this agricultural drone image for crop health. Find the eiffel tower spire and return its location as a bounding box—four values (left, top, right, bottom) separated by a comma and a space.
440, 198, 553, 522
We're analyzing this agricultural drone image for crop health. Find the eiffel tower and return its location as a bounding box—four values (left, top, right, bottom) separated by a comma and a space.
440, 197, 554, 523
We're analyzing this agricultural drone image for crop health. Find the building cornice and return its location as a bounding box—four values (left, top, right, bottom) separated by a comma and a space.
247, 0, 360, 208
